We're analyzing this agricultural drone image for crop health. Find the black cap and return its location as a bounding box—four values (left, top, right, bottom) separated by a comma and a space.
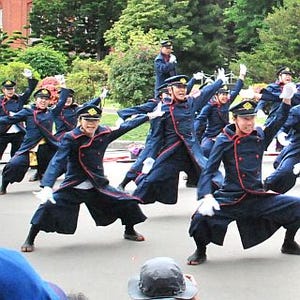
277, 66, 292, 76
160, 40, 173, 48
2, 80, 16, 88
229, 100, 257, 116
217, 85, 230, 94
76, 104, 102, 119
128, 257, 198, 299
164, 75, 188, 86
33, 88, 51, 99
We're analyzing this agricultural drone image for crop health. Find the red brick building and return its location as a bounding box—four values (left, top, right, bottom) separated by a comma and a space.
0, 0, 33, 44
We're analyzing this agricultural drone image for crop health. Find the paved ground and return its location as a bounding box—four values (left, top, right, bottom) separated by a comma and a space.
0, 151, 299, 300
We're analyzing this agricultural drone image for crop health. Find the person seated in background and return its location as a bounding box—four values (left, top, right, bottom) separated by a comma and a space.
0, 247, 88, 300
128, 257, 200, 300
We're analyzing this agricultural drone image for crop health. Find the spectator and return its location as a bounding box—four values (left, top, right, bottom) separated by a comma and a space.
128, 257, 199, 300
0, 247, 88, 300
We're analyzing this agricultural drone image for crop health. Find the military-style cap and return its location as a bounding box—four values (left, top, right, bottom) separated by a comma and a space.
76, 104, 102, 119
164, 75, 188, 86
58, 88, 75, 97
277, 66, 293, 76
160, 40, 173, 48
2, 80, 16, 88
217, 85, 230, 94
229, 100, 257, 116
33, 88, 51, 99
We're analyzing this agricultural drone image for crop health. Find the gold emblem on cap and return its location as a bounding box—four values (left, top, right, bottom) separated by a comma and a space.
243, 102, 253, 110
285, 67, 290, 72
180, 78, 187, 84
6, 81, 12, 85
87, 108, 98, 115
223, 85, 228, 90
42, 89, 48, 95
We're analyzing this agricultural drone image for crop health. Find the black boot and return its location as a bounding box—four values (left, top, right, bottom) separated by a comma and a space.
124, 225, 145, 242
117, 176, 132, 191
0, 179, 9, 195
187, 247, 207, 265
21, 225, 40, 252
281, 229, 300, 255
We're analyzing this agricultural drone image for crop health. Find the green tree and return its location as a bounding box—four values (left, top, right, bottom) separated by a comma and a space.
66, 58, 109, 103
104, 0, 193, 52
106, 31, 158, 106
0, 30, 25, 64
0, 61, 40, 97
16, 45, 68, 78
233, 0, 300, 83
224, 0, 283, 52
29, 0, 126, 59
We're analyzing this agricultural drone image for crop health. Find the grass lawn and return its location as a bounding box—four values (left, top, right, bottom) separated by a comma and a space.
101, 112, 150, 142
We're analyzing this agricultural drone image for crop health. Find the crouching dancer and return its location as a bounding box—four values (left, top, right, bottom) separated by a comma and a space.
188, 84, 300, 265
21, 104, 163, 252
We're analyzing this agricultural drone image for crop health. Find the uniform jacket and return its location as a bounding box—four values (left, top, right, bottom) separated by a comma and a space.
196, 79, 243, 138
0, 78, 38, 134
154, 52, 176, 96
274, 104, 300, 164
41, 114, 149, 194
198, 101, 291, 201
0, 88, 70, 154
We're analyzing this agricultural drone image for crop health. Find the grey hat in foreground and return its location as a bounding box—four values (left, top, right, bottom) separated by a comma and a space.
128, 257, 198, 299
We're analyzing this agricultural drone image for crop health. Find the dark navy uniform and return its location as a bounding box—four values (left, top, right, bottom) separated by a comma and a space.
21, 107, 150, 251
188, 100, 300, 263
0, 88, 70, 193
197, 80, 244, 157
133, 75, 223, 204
154, 40, 177, 98
264, 101, 300, 193
0, 78, 38, 159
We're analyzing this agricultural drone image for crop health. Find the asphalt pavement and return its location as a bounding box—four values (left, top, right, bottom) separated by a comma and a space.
0, 150, 299, 300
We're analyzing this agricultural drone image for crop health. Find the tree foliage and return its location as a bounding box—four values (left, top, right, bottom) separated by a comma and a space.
0, 61, 40, 97
16, 45, 68, 78
66, 58, 109, 104
224, 0, 283, 52
29, 0, 126, 59
233, 0, 300, 83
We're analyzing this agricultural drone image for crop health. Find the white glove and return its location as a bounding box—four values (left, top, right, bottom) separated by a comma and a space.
256, 109, 266, 119
115, 117, 124, 128
280, 82, 297, 99
293, 163, 300, 176
169, 54, 177, 64
147, 102, 165, 119
22, 68, 32, 79
277, 131, 290, 146
197, 194, 220, 217
142, 157, 155, 174
216, 68, 227, 83
239, 88, 255, 99
54, 74, 66, 88
33, 186, 55, 204
100, 87, 109, 99
193, 71, 204, 80
239, 64, 247, 77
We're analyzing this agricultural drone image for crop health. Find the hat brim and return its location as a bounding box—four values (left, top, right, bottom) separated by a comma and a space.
128, 276, 198, 300
235, 113, 257, 117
